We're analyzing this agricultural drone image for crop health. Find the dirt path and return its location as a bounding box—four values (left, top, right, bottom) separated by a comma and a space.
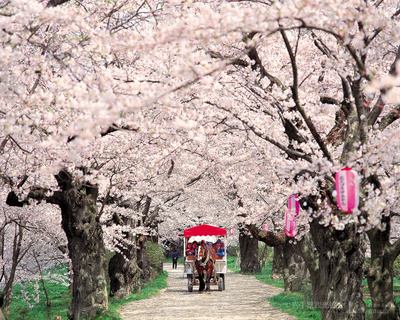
120, 263, 295, 320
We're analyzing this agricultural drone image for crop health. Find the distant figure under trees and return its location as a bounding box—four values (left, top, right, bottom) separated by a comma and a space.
172, 249, 179, 269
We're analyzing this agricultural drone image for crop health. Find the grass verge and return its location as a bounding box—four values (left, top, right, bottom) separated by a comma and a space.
10, 265, 70, 320
255, 262, 284, 289
229, 256, 319, 319
227, 256, 240, 273
96, 271, 168, 320
255, 260, 318, 318
269, 292, 321, 320
10, 267, 168, 320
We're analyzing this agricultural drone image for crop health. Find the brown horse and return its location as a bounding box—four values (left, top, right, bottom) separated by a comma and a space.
194, 241, 215, 292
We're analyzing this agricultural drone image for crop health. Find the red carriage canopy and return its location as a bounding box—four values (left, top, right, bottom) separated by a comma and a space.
183, 224, 227, 237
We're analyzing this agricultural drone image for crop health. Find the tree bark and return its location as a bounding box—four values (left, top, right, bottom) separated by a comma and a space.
109, 249, 141, 298
247, 225, 308, 289
248, 221, 365, 318
6, 171, 110, 319
108, 213, 141, 297
54, 171, 109, 320
2, 223, 23, 315
367, 218, 400, 320
137, 235, 151, 282
239, 230, 260, 273
311, 221, 365, 320
282, 242, 307, 292
259, 243, 268, 269
272, 245, 285, 279
33, 252, 51, 308
297, 233, 322, 308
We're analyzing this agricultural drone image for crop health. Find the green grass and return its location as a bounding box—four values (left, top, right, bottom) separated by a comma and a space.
255, 257, 320, 319
228, 256, 284, 288
9, 266, 168, 320
269, 292, 321, 320
227, 256, 240, 273
256, 262, 285, 289
229, 256, 319, 319
394, 277, 400, 294
96, 271, 168, 320
10, 264, 71, 320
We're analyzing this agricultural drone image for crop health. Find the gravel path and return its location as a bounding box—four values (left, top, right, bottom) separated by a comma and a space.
120, 263, 295, 320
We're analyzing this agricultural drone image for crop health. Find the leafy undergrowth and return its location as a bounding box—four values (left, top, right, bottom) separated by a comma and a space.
269, 292, 321, 320
10, 267, 168, 320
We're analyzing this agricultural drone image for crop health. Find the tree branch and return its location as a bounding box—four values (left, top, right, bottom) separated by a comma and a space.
47, 0, 70, 7
379, 105, 400, 129
389, 238, 400, 260
244, 32, 286, 90
206, 101, 312, 162
280, 28, 332, 161
320, 96, 340, 105
368, 45, 400, 125
247, 224, 286, 247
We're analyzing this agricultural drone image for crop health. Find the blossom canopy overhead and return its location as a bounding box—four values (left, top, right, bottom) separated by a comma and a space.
183, 224, 227, 237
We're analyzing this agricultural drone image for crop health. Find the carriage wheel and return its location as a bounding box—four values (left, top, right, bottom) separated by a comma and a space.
187, 275, 193, 292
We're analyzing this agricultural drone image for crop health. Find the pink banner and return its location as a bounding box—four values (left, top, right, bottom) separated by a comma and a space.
288, 194, 300, 217
284, 210, 297, 237
335, 168, 359, 214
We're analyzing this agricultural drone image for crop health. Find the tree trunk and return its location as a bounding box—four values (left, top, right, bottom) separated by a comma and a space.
109, 250, 141, 298
367, 220, 400, 320
33, 252, 51, 308
108, 212, 141, 298
137, 235, 151, 282
239, 231, 260, 273
297, 233, 322, 308
3, 223, 23, 315
272, 245, 285, 279
6, 170, 109, 319
311, 221, 365, 320
282, 242, 307, 292
55, 171, 108, 320
259, 243, 268, 269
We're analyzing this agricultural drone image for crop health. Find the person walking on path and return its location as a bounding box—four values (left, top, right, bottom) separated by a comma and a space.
172, 249, 179, 269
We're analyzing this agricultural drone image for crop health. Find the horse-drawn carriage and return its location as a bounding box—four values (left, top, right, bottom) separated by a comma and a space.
183, 224, 227, 292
